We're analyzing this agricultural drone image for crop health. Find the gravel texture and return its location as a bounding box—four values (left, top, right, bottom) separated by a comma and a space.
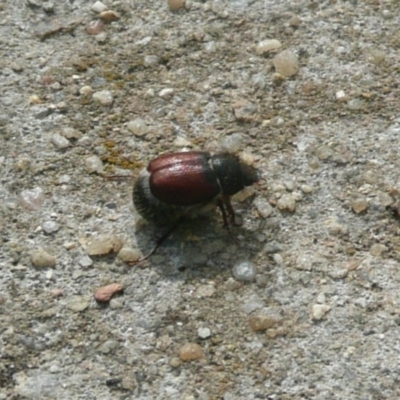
1, 0, 400, 399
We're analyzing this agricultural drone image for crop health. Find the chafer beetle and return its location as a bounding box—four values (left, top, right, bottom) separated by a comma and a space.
133, 151, 259, 261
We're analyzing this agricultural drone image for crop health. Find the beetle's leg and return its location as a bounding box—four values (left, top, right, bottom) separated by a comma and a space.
217, 199, 230, 228
131, 217, 185, 265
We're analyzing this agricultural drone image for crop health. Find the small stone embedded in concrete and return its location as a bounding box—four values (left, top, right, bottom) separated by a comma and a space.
30, 247, 56, 268
198, 327, 211, 339
370, 243, 387, 257
117, 247, 141, 263
311, 304, 331, 321
255, 39, 281, 55
100, 10, 120, 23
273, 49, 299, 77
277, 194, 296, 212
85, 155, 104, 174
179, 343, 204, 361
92, 90, 113, 105
159, 88, 174, 98
295, 253, 313, 271
254, 197, 273, 218
232, 260, 257, 282
86, 20, 105, 35
51, 133, 70, 149
94, 283, 124, 302
78, 255, 93, 267
352, 198, 369, 214
248, 314, 278, 332
66, 296, 90, 312
127, 118, 148, 136
41, 221, 60, 234
220, 133, 243, 153
19, 187, 45, 210
61, 127, 82, 140
79, 85, 93, 96
169, 357, 182, 368
168, 0, 185, 11
336, 90, 348, 102
232, 99, 258, 122
86, 234, 123, 256
91, 1, 108, 13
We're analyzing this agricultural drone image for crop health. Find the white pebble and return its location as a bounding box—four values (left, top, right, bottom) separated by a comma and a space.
93, 90, 114, 105
80, 85, 94, 96
19, 187, 45, 210
311, 304, 331, 321
159, 88, 174, 98
198, 327, 211, 339
42, 221, 60, 234
51, 133, 70, 149
232, 260, 257, 282
91, 1, 108, 13
220, 133, 243, 153
273, 50, 299, 77
255, 39, 281, 55
86, 155, 104, 174
254, 198, 273, 218
127, 118, 148, 136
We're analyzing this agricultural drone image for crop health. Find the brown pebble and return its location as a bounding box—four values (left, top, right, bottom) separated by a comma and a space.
168, 0, 185, 11
178, 343, 204, 361
95, 283, 124, 302
100, 10, 120, 23
351, 198, 368, 214
86, 20, 105, 35
30, 247, 56, 268
248, 314, 278, 332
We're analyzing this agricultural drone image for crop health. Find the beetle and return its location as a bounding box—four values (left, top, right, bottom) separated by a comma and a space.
132, 151, 259, 261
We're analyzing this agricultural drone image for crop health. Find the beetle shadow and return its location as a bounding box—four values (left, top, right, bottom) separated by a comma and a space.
133, 209, 266, 279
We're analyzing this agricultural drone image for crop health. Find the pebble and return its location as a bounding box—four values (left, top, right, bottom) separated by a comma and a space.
30, 247, 56, 268
62, 127, 82, 140
370, 243, 387, 257
92, 90, 113, 105
127, 118, 148, 136
169, 357, 182, 368
100, 10, 120, 22
324, 216, 348, 236
347, 99, 364, 111
85, 234, 123, 256
85, 155, 104, 174
220, 133, 243, 153
277, 194, 296, 212
336, 90, 348, 102
41, 221, 60, 234
179, 343, 204, 361
248, 314, 278, 332
328, 267, 349, 280
94, 283, 124, 302
232, 260, 257, 282
289, 15, 302, 27
86, 20, 105, 36
19, 187, 45, 210
91, 1, 108, 13
295, 253, 313, 271
159, 88, 174, 98
117, 247, 141, 263
198, 327, 211, 339
351, 198, 368, 214
300, 184, 313, 194
143, 55, 160, 67
272, 50, 299, 77
168, 0, 185, 11
255, 39, 281, 55
232, 99, 258, 122
66, 296, 90, 312
51, 133, 70, 149
254, 197, 273, 218
79, 85, 93, 96
311, 304, 331, 321
78, 255, 93, 267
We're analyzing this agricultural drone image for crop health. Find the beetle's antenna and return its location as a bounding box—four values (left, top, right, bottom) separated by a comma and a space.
131, 217, 185, 265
